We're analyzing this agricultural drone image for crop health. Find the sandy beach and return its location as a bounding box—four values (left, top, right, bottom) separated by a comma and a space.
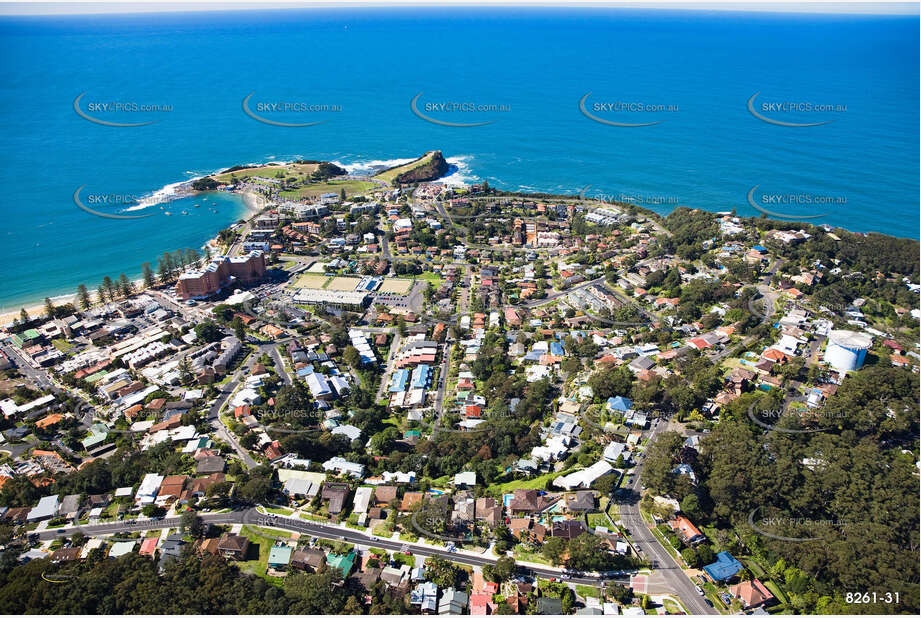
0, 188, 269, 329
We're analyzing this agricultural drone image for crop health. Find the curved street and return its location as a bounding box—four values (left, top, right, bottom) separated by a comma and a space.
36, 506, 634, 589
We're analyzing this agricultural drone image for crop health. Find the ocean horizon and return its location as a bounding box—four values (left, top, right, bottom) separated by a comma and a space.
0, 7, 917, 310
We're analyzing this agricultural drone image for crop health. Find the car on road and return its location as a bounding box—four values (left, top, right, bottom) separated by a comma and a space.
564, 569, 584, 577
696, 586, 704, 595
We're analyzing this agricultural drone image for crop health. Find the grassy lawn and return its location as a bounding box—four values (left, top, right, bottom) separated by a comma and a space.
238, 525, 296, 582
662, 598, 683, 614
51, 339, 75, 353
415, 271, 444, 286
742, 557, 767, 579
512, 546, 551, 565
373, 152, 437, 185
762, 579, 789, 605
574, 584, 600, 599
488, 471, 560, 495
299, 512, 327, 522
213, 162, 319, 184
648, 522, 684, 565
700, 581, 729, 613
586, 512, 609, 529
279, 179, 375, 200
264, 506, 294, 516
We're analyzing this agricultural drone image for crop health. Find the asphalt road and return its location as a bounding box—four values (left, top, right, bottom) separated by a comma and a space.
206, 350, 259, 469
263, 343, 292, 386
37, 507, 631, 588
524, 276, 607, 308
374, 330, 402, 403
430, 341, 453, 434
1, 343, 55, 390
618, 423, 717, 615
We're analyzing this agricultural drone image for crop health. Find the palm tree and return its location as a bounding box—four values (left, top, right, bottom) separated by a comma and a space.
44, 297, 55, 319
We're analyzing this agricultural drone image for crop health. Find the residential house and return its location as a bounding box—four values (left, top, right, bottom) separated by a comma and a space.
729, 579, 776, 609
216, 533, 250, 560
267, 544, 293, 571
321, 483, 351, 515
669, 515, 705, 545
291, 548, 326, 571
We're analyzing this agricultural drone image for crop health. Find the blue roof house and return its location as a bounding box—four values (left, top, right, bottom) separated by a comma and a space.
703, 551, 743, 582
607, 396, 633, 412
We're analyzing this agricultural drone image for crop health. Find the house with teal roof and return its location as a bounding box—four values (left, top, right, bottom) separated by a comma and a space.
267, 544, 293, 570
108, 541, 136, 558
81, 423, 110, 450
326, 550, 356, 576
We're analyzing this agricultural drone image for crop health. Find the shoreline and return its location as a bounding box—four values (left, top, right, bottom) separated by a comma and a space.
0, 188, 267, 328
3, 162, 917, 327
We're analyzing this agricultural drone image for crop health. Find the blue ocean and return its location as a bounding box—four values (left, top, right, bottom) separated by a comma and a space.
0, 7, 917, 309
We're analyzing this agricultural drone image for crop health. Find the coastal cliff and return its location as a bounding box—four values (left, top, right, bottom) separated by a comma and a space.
376, 150, 449, 185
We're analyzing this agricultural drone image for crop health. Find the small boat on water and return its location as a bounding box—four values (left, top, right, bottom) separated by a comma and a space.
181, 210, 188, 215
193, 204, 200, 207
164, 211, 171, 216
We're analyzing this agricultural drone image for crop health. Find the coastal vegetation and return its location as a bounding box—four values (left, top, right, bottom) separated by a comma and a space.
642, 367, 919, 614
373, 150, 449, 185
